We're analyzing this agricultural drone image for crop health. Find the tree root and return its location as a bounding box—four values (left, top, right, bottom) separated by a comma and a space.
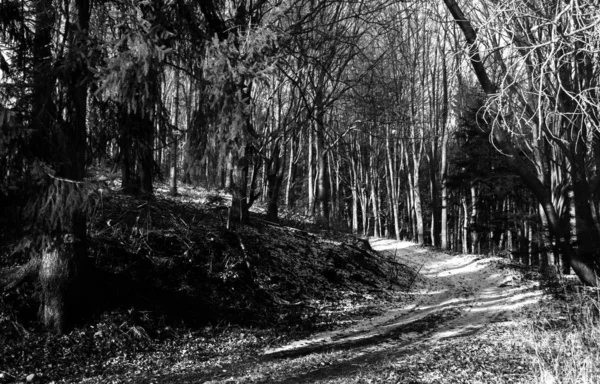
0, 258, 40, 291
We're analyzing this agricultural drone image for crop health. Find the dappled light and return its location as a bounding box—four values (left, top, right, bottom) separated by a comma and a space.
240, 240, 543, 383
3, 0, 600, 382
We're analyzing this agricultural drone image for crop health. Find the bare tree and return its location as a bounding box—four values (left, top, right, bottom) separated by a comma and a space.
443, 0, 600, 285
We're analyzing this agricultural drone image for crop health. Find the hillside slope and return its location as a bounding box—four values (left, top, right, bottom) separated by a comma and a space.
0, 184, 415, 383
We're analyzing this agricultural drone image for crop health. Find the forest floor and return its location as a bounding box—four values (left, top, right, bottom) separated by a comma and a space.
166, 240, 545, 384
1, 183, 596, 383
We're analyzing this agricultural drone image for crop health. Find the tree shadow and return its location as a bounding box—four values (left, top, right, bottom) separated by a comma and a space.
153, 249, 542, 384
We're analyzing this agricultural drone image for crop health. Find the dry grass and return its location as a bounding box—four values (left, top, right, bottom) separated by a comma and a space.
520, 282, 600, 384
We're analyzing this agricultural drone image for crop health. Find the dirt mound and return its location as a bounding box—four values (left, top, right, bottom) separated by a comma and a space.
0, 187, 416, 383
2, 187, 415, 332
87, 191, 414, 327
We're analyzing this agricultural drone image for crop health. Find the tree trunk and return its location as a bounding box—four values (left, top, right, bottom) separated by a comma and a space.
314, 103, 330, 228
413, 171, 424, 245
507, 201, 513, 256
349, 150, 359, 233
440, 53, 450, 250
170, 67, 180, 196
462, 192, 469, 254
31, 0, 55, 163
307, 125, 315, 216
285, 130, 297, 209
229, 148, 251, 225
386, 125, 401, 239
38, 0, 90, 334
40, 232, 85, 334
138, 113, 154, 195
370, 173, 380, 238
351, 185, 359, 234
266, 141, 285, 221
328, 151, 337, 222
228, 79, 257, 225
430, 171, 438, 245
538, 204, 551, 268
470, 185, 479, 254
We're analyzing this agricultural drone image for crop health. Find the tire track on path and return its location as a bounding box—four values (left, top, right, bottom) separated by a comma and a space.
254, 240, 543, 383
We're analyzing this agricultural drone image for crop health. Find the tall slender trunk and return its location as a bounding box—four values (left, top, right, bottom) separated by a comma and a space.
266, 140, 285, 221
470, 185, 479, 254
507, 198, 513, 256
386, 125, 400, 239
406, 135, 424, 244
453, 203, 460, 251
284, 130, 296, 209
170, 67, 180, 196
350, 150, 359, 234
314, 98, 330, 228
462, 191, 469, 254
351, 184, 359, 233
370, 173, 380, 238
428, 135, 439, 246
360, 158, 369, 236
538, 204, 551, 267
440, 53, 450, 249
405, 169, 415, 241
413, 169, 424, 244
328, 151, 337, 222
307, 125, 314, 216
139, 110, 155, 195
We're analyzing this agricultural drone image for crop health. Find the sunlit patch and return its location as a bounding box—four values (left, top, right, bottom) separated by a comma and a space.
263, 240, 544, 365
470, 290, 544, 312
414, 289, 447, 296
370, 239, 426, 252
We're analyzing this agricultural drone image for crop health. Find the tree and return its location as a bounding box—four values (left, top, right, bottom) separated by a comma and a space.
443, 0, 600, 285
200, 1, 281, 225
281, 0, 385, 228
0, 0, 94, 333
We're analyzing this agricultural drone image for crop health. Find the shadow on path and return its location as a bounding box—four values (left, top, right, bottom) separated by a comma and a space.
156, 240, 543, 384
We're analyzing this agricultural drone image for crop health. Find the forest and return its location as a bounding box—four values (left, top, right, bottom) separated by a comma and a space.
1, 0, 600, 382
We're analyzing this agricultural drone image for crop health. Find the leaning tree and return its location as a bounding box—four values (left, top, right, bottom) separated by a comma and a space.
443, 0, 600, 285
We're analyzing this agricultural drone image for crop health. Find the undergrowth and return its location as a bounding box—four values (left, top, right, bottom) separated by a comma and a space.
0, 182, 415, 383
522, 278, 600, 384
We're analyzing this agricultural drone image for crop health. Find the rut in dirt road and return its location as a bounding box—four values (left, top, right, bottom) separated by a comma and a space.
264, 239, 543, 358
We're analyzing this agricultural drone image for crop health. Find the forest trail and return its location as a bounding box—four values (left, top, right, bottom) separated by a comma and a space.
252, 239, 544, 383
178, 239, 545, 384
264, 240, 543, 360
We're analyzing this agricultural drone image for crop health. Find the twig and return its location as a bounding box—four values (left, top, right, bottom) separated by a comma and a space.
407, 261, 426, 292
0, 370, 15, 379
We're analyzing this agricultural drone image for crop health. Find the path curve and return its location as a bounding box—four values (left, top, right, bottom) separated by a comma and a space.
191, 239, 545, 384
263, 239, 543, 360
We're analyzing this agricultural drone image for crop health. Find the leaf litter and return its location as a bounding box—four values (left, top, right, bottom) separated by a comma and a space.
1, 183, 582, 384
0, 184, 415, 383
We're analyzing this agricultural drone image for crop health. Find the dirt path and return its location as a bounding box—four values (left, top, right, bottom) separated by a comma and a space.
264, 239, 542, 355
186, 240, 544, 384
